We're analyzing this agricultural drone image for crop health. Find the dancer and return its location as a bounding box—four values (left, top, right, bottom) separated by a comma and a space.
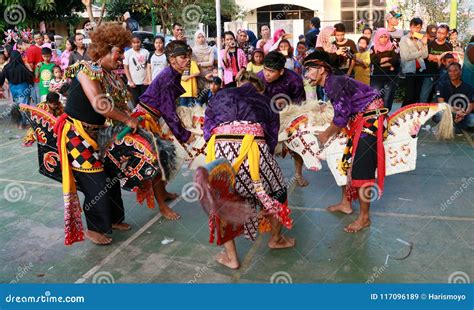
138, 40, 196, 220
304, 50, 388, 233
55, 24, 138, 245
202, 71, 294, 269
257, 51, 308, 186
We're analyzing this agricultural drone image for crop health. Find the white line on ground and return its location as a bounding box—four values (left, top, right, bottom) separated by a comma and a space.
75, 199, 180, 283
0, 149, 35, 164
0, 138, 20, 148
0, 178, 61, 187
290, 206, 474, 222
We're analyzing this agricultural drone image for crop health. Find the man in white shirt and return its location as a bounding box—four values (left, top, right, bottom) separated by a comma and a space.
124, 34, 150, 106
165, 23, 185, 46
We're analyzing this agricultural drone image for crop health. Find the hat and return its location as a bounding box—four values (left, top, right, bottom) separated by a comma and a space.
385, 11, 402, 21
303, 50, 330, 67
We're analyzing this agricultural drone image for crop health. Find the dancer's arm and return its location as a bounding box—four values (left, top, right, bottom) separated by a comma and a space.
77, 71, 138, 131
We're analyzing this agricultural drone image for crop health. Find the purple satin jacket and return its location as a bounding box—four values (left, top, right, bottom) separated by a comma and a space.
203, 83, 279, 154
324, 74, 380, 128
139, 66, 191, 143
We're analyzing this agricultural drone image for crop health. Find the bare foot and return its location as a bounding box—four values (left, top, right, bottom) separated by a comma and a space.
295, 174, 309, 187
159, 204, 181, 220
215, 252, 240, 269
164, 192, 179, 202
344, 218, 371, 233
85, 230, 112, 245
112, 223, 132, 231
268, 236, 296, 249
327, 202, 353, 214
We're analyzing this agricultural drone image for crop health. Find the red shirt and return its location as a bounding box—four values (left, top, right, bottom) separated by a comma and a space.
26, 45, 43, 83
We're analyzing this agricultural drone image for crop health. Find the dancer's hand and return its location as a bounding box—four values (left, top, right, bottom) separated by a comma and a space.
125, 117, 140, 133
315, 131, 329, 145
186, 133, 196, 144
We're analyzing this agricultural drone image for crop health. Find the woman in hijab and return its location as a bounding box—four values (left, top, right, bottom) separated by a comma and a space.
246, 30, 258, 48
192, 30, 215, 90
237, 28, 254, 61
0, 50, 34, 128
370, 28, 400, 111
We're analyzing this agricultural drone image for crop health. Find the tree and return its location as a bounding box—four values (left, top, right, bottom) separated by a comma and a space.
104, 0, 239, 35
0, 0, 84, 34
391, 0, 473, 42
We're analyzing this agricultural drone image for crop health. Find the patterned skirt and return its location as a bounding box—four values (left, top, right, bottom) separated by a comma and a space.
213, 129, 287, 241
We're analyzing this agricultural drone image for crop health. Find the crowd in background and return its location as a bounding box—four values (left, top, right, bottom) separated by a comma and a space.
1, 9, 474, 136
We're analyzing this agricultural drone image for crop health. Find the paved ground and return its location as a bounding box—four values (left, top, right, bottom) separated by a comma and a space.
0, 99, 473, 284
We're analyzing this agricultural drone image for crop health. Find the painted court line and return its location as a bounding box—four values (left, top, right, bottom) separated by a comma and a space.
0, 178, 61, 188
462, 130, 474, 148
0, 149, 35, 164
291, 206, 474, 222
0, 139, 20, 148
75, 199, 180, 283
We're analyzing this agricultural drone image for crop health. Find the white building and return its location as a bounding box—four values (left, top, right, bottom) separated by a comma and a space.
236, 0, 388, 35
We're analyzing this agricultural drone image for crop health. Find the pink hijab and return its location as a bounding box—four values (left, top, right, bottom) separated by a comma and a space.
373, 28, 393, 53
273, 29, 286, 44
316, 26, 336, 53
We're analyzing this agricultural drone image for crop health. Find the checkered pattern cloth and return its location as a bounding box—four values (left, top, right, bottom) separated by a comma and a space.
66, 129, 103, 173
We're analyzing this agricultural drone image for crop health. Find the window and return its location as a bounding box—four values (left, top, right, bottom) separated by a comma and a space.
340, 0, 386, 33
341, 11, 355, 33
341, 0, 354, 8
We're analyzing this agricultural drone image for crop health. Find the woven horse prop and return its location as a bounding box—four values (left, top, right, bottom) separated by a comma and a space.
19, 104, 165, 191
160, 106, 208, 172
276, 100, 335, 171
278, 102, 454, 186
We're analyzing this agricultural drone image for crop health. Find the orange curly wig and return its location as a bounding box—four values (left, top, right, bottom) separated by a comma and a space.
88, 23, 132, 61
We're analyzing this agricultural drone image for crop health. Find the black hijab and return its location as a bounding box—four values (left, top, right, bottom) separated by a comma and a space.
1, 50, 34, 85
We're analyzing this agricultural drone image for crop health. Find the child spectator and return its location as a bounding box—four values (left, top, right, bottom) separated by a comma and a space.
124, 34, 150, 106
49, 65, 66, 103
35, 47, 55, 102
179, 59, 200, 107
246, 48, 264, 74
196, 76, 222, 106
353, 37, 371, 85
362, 27, 373, 41
370, 28, 401, 111
146, 35, 167, 83
277, 39, 298, 71
294, 41, 307, 76
333, 23, 357, 76
22, 92, 64, 146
